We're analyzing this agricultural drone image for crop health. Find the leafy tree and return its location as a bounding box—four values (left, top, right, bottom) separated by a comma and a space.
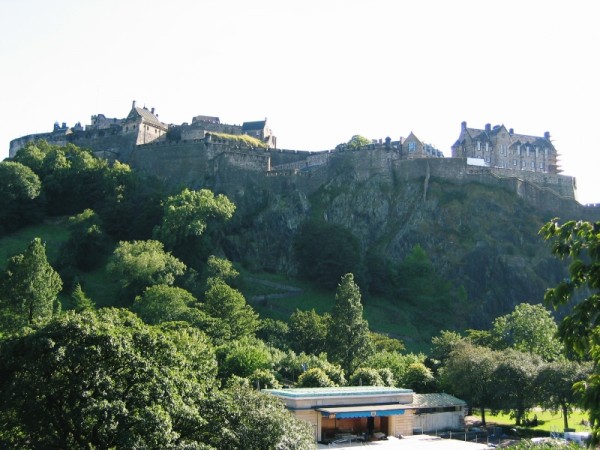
98, 161, 164, 241
217, 338, 272, 380
196, 385, 314, 450
12, 140, 51, 174
492, 349, 542, 425
429, 330, 464, 375
202, 279, 259, 342
0, 238, 62, 332
370, 331, 405, 353
132, 284, 197, 325
349, 367, 386, 386
336, 134, 372, 150
327, 273, 373, 374
535, 359, 592, 431
154, 188, 235, 250
257, 318, 290, 350
404, 362, 436, 393
0, 161, 43, 234
59, 209, 111, 271
363, 351, 424, 388
491, 303, 563, 360
540, 219, 600, 444
248, 368, 281, 390
69, 283, 95, 312
288, 308, 330, 355
107, 240, 186, 302
278, 351, 346, 385
441, 341, 497, 424
294, 222, 361, 289
0, 309, 217, 449
205, 254, 239, 285
297, 367, 336, 387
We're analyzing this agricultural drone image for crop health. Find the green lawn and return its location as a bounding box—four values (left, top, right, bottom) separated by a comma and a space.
474, 409, 591, 434
0, 220, 70, 269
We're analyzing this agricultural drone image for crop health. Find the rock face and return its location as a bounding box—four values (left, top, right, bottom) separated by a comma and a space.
125, 143, 600, 327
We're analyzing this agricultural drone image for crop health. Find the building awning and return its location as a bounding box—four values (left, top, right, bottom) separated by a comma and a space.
317, 404, 406, 419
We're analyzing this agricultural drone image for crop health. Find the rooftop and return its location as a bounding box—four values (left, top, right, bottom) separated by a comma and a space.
265, 386, 413, 399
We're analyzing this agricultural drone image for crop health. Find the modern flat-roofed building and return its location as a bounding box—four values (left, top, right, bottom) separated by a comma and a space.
265, 386, 466, 444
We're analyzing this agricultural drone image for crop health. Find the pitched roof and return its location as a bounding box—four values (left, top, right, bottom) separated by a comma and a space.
409, 393, 466, 409
128, 106, 164, 127
242, 120, 266, 132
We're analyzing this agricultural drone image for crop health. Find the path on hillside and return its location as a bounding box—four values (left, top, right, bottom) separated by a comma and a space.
246, 276, 304, 301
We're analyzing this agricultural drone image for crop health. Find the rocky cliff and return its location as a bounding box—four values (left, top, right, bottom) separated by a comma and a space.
124, 143, 600, 328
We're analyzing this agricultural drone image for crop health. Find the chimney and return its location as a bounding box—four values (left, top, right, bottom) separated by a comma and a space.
461, 121, 467, 130
544, 131, 551, 140
151, 107, 155, 114
509, 128, 514, 136
132, 100, 136, 109
485, 123, 491, 132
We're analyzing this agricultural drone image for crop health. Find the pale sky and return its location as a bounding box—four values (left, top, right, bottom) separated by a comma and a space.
1, 0, 598, 204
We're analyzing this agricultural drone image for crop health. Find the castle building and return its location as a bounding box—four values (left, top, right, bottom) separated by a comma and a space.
242, 118, 277, 149
451, 122, 560, 174
401, 132, 444, 159
121, 101, 168, 145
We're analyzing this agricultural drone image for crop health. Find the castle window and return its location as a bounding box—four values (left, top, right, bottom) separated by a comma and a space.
408, 142, 416, 152
531, 161, 535, 168
539, 162, 544, 169
513, 159, 517, 166
485, 142, 489, 152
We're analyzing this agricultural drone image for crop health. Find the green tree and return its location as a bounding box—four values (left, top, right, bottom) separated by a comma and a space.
541, 219, 600, 444
297, 367, 336, 387
132, 284, 197, 324
107, 240, 186, 302
0, 161, 43, 234
370, 332, 405, 353
535, 359, 592, 431
491, 303, 563, 360
205, 254, 239, 285
278, 351, 346, 385
404, 362, 436, 393
69, 283, 95, 312
0, 309, 217, 449
336, 134, 372, 150
60, 209, 111, 271
154, 188, 235, 250
0, 238, 62, 332
493, 349, 542, 425
196, 385, 314, 450
217, 338, 272, 380
257, 318, 290, 350
349, 367, 385, 386
288, 308, 330, 355
202, 280, 259, 342
327, 273, 373, 374
363, 351, 424, 388
441, 341, 497, 425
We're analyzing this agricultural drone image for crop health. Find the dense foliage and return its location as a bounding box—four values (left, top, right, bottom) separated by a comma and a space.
2, 143, 597, 447
541, 219, 600, 444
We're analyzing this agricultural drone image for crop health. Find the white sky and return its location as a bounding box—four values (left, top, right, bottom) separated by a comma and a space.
1, 0, 598, 204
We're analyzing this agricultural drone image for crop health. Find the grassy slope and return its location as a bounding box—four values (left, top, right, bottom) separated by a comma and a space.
475, 409, 591, 434
0, 225, 437, 353
0, 220, 70, 269
0, 221, 120, 308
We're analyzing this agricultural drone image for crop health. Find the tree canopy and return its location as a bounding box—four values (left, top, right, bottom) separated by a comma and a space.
541, 219, 600, 443
0, 238, 62, 333
327, 273, 373, 374
0, 309, 218, 449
